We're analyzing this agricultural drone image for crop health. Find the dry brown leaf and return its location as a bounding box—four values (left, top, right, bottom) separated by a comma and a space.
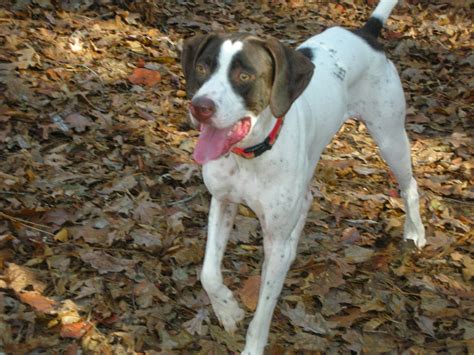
133, 198, 161, 224
64, 113, 93, 132
60, 321, 92, 339
282, 302, 330, 335
5, 263, 46, 293
99, 175, 138, 194
183, 308, 209, 336
128, 68, 161, 87
131, 229, 162, 250
343, 245, 374, 263
133, 280, 169, 307
310, 265, 345, 296
19, 291, 56, 314
80, 250, 136, 274
239, 275, 261, 311
16, 46, 40, 69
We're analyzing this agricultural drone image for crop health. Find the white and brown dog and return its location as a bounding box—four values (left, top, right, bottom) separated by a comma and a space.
181, 0, 425, 353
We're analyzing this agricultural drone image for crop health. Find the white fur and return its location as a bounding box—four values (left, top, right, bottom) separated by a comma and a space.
197, 3, 426, 354
372, 0, 398, 23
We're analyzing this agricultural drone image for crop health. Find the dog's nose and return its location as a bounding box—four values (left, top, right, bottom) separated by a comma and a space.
189, 97, 216, 123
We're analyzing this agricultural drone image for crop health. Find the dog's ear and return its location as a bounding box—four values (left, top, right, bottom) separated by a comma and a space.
263, 37, 315, 118
181, 34, 215, 97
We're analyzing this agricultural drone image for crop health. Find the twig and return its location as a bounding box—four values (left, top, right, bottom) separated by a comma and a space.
167, 191, 200, 206
0, 191, 30, 195
441, 196, 474, 206
77, 64, 105, 89
0, 211, 55, 237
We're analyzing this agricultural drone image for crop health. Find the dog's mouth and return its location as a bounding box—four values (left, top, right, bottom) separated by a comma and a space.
194, 117, 252, 164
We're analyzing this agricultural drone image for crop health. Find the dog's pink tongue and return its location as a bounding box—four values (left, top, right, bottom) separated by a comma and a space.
194, 125, 233, 164
194, 118, 251, 164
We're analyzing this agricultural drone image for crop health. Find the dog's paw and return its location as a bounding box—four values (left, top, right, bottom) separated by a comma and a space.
212, 293, 245, 333
206, 283, 245, 333
404, 223, 426, 249
219, 304, 245, 333
216, 299, 245, 333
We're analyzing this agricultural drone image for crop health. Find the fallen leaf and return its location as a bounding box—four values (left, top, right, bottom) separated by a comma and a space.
64, 113, 93, 132
231, 216, 259, 243
310, 264, 345, 296
128, 68, 161, 87
209, 325, 244, 352
183, 308, 209, 336
69, 225, 111, 245
99, 175, 138, 194
415, 315, 435, 337
130, 229, 162, 250
54, 228, 69, 242
80, 250, 136, 274
159, 328, 193, 350
340, 226, 360, 244
167, 211, 187, 234
362, 333, 397, 353
19, 291, 56, 313
133, 280, 169, 307
239, 275, 261, 311
283, 331, 329, 351
133, 197, 161, 224
353, 166, 383, 175
60, 321, 92, 339
282, 302, 330, 335
343, 245, 374, 263
16, 46, 40, 69
5, 263, 46, 293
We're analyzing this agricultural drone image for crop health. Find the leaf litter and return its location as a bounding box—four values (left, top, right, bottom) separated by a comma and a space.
0, 0, 472, 353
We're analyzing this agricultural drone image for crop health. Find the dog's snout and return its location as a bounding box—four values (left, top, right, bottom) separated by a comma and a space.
189, 97, 216, 122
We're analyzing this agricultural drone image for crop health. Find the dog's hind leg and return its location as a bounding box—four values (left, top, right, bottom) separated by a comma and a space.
201, 197, 244, 333
353, 63, 426, 248
370, 125, 426, 248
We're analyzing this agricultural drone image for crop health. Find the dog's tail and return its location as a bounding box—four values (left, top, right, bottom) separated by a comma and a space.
361, 0, 398, 38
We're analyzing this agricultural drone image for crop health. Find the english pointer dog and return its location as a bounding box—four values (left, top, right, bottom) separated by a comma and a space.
181, 0, 426, 353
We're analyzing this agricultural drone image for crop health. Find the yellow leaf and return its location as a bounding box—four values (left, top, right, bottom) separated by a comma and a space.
25, 168, 36, 182
239, 205, 255, 218
47, 318, 59, 328
240, 245, 258, 251
54, 228, 68, 242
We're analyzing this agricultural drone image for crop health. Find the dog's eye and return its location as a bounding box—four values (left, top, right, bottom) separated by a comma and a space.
239, 72, 252, 82
196, 64, 208, 75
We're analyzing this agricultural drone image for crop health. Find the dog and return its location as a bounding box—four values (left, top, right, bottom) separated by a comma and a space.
181, 0, 426, 353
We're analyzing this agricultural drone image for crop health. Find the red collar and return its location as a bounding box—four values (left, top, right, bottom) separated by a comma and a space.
231, 116, 284, 159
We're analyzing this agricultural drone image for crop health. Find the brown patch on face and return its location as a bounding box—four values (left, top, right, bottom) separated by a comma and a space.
227, 35, 315, 118
228, 40, 274, 115
181, 34, 224, 97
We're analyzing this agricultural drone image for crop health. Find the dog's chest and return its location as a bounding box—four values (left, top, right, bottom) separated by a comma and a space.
203, 158, 253, 201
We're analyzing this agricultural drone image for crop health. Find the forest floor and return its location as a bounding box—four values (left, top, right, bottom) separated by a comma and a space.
0, 1, 472, 354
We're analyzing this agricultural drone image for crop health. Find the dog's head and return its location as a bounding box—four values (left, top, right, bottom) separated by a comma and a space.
181, 33, 314, 164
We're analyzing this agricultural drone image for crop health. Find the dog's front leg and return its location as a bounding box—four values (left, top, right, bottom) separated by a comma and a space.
201, 197, 244, 333
242, 191, 313, 355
